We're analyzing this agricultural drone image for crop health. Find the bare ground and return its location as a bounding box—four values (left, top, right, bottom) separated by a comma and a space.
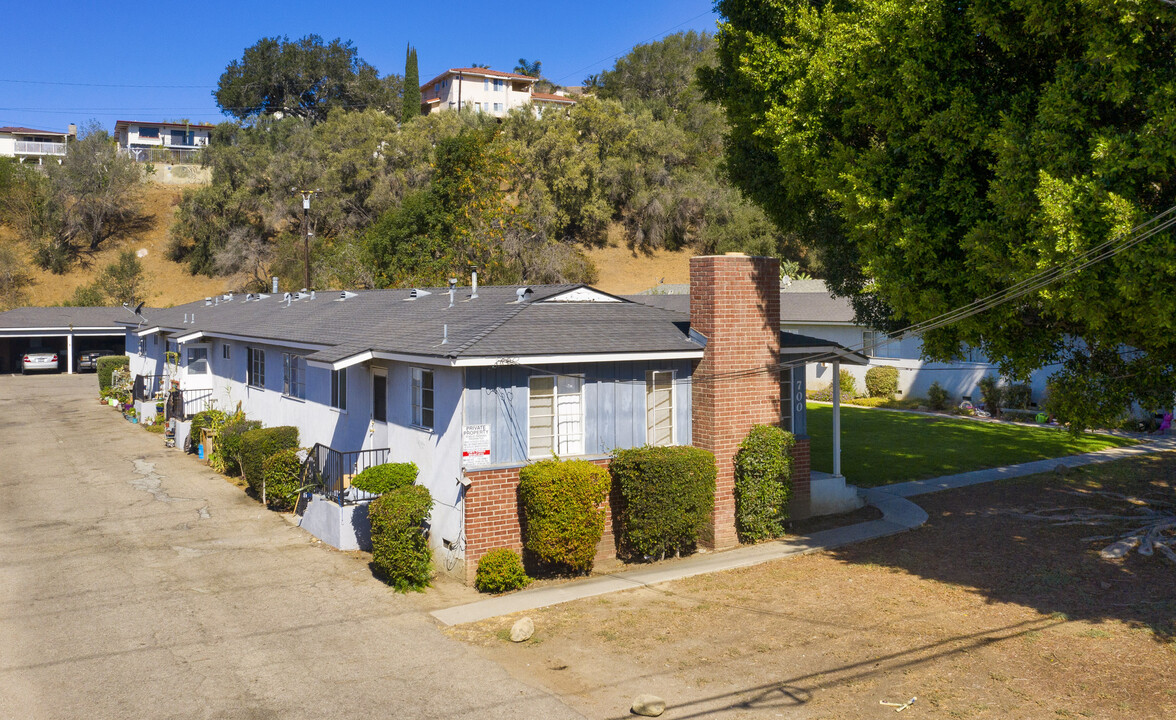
448, 454, 1176, 719
582, 228, 695, 295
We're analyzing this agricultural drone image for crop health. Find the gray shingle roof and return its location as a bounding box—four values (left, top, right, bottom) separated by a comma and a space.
625, 280, 858, 324
0, 306, 136, 330
128, 285, 702, 365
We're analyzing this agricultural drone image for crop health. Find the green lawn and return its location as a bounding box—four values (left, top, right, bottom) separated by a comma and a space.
806, 403, 1135, 487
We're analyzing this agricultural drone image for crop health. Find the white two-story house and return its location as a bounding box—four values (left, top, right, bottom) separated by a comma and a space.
420, 67, 577, 118
114, 120, 214, 162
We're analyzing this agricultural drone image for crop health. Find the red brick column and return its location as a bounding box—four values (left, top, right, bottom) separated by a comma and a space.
463, 458, 613, 585
791, 437, 811, 519
690, 254, 782, 549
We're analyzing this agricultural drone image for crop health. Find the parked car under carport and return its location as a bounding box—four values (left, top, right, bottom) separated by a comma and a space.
22, 352, 59, 373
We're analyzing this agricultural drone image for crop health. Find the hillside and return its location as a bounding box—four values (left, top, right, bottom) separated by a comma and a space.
10, 185, 239, 308
581, 232, 694, 295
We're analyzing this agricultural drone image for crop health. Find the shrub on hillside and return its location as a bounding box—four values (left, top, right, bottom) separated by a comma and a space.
97, 355, 129, 391
864, 366, 899, 398
351, 462, 419, 495
611, 445, 716, 560
927, 382, 950, 411
733, 425, 796, 543
213, 416, 260, 476
238, 426, 299, 494
518, 459, 610, 573
474, 548, 531, 594
978, 376, 1004, 418
369, 485, 434, 591
261, 448, 305, 511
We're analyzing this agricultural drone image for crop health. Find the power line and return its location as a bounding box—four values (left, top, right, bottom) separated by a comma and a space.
0, 78, 212, 89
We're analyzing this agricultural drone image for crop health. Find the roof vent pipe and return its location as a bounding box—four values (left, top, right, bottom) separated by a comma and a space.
272, 276, 279, 294
448, 278, 457, 308
310, 290, 315, 300
470, 267, 478, 299
184, 313, 189, 323
442, 324, 448, 344
205, 297, 212, 306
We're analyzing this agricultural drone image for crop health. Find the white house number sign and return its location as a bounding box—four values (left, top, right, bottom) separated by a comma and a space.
462, 424, 491, 468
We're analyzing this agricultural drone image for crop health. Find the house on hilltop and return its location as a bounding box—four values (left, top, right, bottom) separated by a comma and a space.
420, 67, 577, 117
114, 120, 215, 163
0, 125, 75, 164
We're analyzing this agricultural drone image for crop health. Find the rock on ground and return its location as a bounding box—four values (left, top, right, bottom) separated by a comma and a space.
510, 616, 535, 642
631, 694, 666, 717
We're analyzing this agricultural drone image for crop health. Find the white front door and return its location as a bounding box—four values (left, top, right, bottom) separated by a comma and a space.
181, 344, 213, 391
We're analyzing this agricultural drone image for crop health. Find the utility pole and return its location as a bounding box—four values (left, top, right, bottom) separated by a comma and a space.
293, 188, 321, 290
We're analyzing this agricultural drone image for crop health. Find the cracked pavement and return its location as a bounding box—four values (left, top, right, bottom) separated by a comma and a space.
0, 374, 581, 720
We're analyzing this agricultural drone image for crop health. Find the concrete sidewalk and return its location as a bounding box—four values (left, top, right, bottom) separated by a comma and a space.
431, 436, 1176, 627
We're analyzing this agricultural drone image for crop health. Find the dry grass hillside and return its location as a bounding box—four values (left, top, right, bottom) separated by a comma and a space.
7, 184, 235, 309
4, 184, 698, 309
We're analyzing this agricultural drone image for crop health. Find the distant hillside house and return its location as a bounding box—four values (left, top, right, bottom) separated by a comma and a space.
114, 120, 215, 163
0, 125, 75, 164
420, 67, 577, 118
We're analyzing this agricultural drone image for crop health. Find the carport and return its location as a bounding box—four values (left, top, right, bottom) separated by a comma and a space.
0, 307, 130, 374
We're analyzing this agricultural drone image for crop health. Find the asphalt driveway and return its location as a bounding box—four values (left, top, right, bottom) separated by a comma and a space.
0, 374, 581, 720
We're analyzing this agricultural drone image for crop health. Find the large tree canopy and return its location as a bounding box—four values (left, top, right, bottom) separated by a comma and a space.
215, 35, 399, 122
703, 0, 1176, 426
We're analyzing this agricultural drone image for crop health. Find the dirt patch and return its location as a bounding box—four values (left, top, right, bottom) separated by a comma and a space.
449, 454, 1176, 719
582, 230, 695, 295
13, 184, 240, 308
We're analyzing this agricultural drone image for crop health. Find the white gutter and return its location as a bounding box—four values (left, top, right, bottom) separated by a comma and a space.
308, 348, 706, 372
174, 330, 204, 344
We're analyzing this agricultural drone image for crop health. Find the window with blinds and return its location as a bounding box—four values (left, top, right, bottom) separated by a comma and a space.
646, 370, 674, 446
528, 375, 584, 458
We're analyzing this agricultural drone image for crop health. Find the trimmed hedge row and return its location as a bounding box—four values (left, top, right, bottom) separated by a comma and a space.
97, 355, 129, 391
239, 426, 300, 494
217, 418, 262, 476
518, 459, 610, 573
865, 366, 899, 398
261, 448, 304, 511
369, 485, 434, 591
611, 445, 716, 560
351, 462, 419, 495
733, 425, 796, 543
188, 410, 228, 453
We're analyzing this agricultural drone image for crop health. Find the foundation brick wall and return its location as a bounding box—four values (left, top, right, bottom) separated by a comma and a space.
690, 254, 783, 549
792, 437, 812, 517
463, 458, 613, 584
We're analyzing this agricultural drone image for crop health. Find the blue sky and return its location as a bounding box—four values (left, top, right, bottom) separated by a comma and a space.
0, 1, 720, 132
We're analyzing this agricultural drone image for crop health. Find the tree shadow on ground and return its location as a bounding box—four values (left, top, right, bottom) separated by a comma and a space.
827, 455, 1176, 642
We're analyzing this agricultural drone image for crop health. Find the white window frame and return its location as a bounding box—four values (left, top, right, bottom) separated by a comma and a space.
527, 374, 585, 459
330, 368, 347, 412
247, 347, 265, 389
864, 330, 894, 358
411, 367, 434, 431
282, 352, 306, 400
645, 369, 676, 446
185, 343, 211, 375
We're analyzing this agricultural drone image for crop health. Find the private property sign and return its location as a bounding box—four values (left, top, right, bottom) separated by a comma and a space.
462, 424, 491, 468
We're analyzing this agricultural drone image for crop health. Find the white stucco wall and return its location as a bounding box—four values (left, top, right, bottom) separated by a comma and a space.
425, 72, 534, 117
0, 135, 15, 157
788, 323, 1052, 403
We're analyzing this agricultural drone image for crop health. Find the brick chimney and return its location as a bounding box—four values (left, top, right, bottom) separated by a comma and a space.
690, 254, 783, 548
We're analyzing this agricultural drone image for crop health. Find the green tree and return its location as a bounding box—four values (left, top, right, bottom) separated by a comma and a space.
98, 249, 147, 306
403, 44, 420, 121
0, 244, 33, 310
703, 0, 1176, 427
215, 35, 396, 122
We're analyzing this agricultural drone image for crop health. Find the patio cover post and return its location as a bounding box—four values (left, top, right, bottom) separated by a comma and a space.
832, 359, 841, 477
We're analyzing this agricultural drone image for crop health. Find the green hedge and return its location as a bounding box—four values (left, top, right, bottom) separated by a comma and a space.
839, 369, 858, 398
734, 425, 796, 543
978, 375, 1004, 417
865, 366, 899, 398
518, 459, 610, 573
351, 462, 419, 495
238, 426, 299, 494
475, 549, 531, 594
1006, 383, 1032, 410
369, 485, 433, 591
262, 448, 305, 511
214, 417, 260, 476
97, 356, 129, 391
611, 445, 716, 560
